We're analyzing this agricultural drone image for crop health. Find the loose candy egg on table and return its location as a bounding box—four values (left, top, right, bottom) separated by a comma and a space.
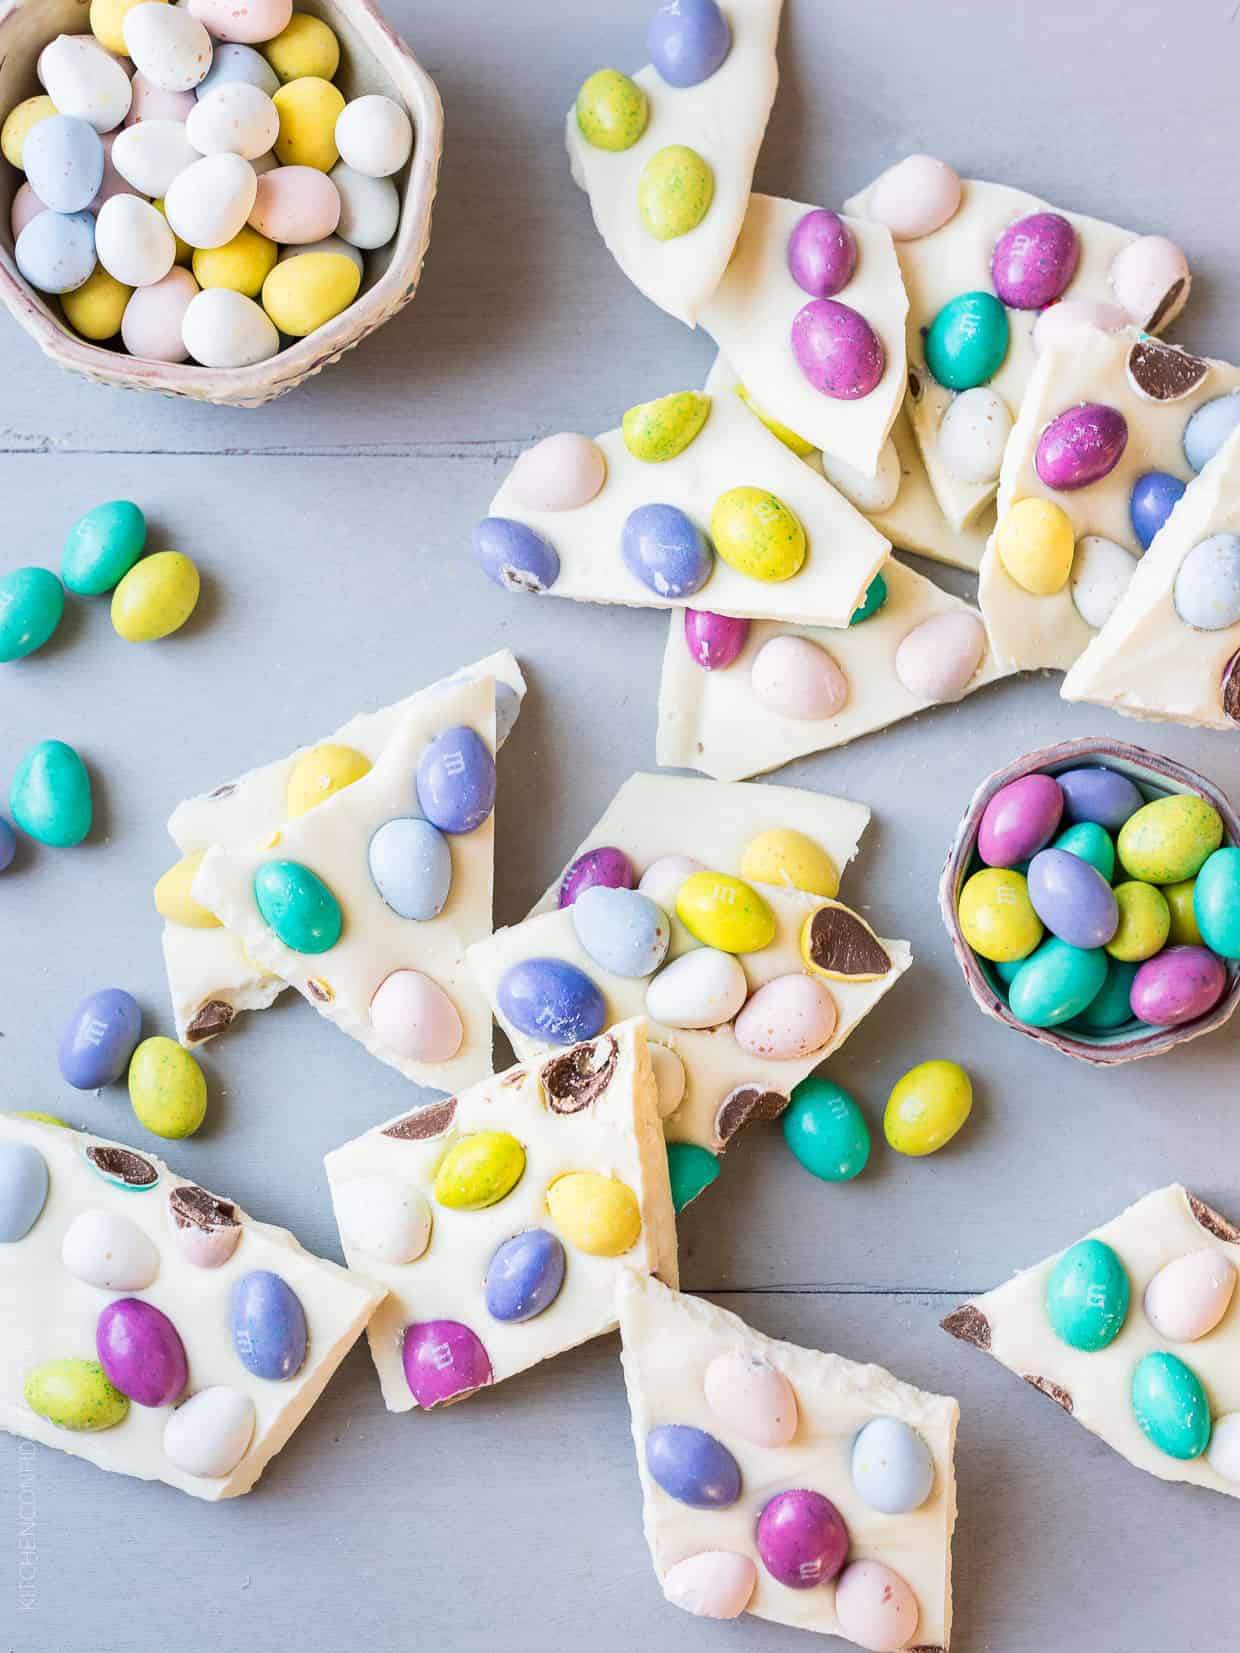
782, 1075, 870, 1182
111, 549, 200, 641
883, 1060, 972, 1156
0, 567, 65, 662
10, 739, 92, 846
128, 1035, 207, 1137
58, 986, 142, 1088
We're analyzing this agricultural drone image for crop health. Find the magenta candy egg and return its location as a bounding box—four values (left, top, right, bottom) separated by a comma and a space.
662, 1551, 756, 1620
509, 433, 606, 511
704, 1349, 798, 1445
786, 209, 856, 299
369, 970, 464, 1062
121, 268, 198, 363
96, 1297, 188, 1408
1035, 403, 1129, 491
834, 1560, 921, 1653
751, 635, 849, 720
734, 975, 837, 1059
402, 1319, 492, 1407
250, 166, 341, 244
559, 845, 635, 907
867, 154, 961, 241
684, 607, 749, 670
790, 299, 885, 400
1032, 298, 1128, 354
894, 612, 985, 702
991, 211, 1079, 310
1130, 945, 1227, 1026
977, 773, 1064, 867
1110, 236, 1191, 328
755, 1488, 848, 1589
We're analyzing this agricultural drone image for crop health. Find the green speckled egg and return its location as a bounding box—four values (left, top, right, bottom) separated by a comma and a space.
782, 1076, 870, 1182
62, 500, 146, 595
1193, 847, 1240, 959
25, 1358, 129, 1431
1007, 936, 1107, 1027
638, 144, 714, 241
0, 567, 64, 662
254, 859, 342, 954
1045, 1238, 1130, 1351
1052, 821, 1116, 882
710, 487, 807, 582
924, 291, 1010, 390
10, 739, 92, 847
1131, 1351, 1211, 1460
1117, 794, 1223, 884
849, 572, 888, 625
128, 1036, 207, 1139
575, 69, 648, 152
666, 1141, 719, 1212
622, 391, 711, 462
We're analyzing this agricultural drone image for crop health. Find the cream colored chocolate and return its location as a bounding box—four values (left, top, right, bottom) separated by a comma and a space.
489, 389, 889, 628
162, 652, 525, 1046
566, 0, 781, 326
943, 1185, 1240, 1497
699, 195, 907, 474
1063, 426, 1240, 726
979, 328, 1240, 673
618, 1272, 958, 1642
656, 558, 1010, 780
0, 1116, 383, 1501
194, 677, 499, 1093
324, 1021, 677, 1412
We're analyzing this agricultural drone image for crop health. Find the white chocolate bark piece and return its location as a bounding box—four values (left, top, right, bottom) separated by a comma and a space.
1063, 426, 1240, 726
194, 676, 499, 1094
324, 1020, 677, 1412
943, 1185, 1240, 1498
565, 0, 781, 326
656, 558, 1011, 780
979, 327, 1240, 673
163, 651, 525, 1046
0, 1115, 382, 1501
618, 1272, 958, 1644
487, 389, 890, 628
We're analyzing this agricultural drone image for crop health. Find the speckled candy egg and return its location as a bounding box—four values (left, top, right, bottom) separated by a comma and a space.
58, 987, 141, 1089
712, 488, 806, 581
834, 1560, 920, 1653
23, 115, 104, 215
638, 145, 714, 241
1129, 471, 1186, 550
187, 81, 279, 158
1026, 847, 1118, 950
1144, 1249, 1236, 1343
1008, 936, 1108, 1028
1183, 394, 1240, 474
1130, 946, 1227, 1026
10, 739, 92, 846
128, 1035, 207, 1137
368, 815, 451, 919
1107, 881, 1170, 962
704, 1349, 797, 1446
163, 1386, 255, 1478
1194, 847, 1240, 958
571, 885, 670, 977
15, 210, 96, 296
24, 1358, 128, 1431
752, 634, 848, 719
368, 970, 463, 1063
866, 154, 961, 240
1132, 1351, 1211, 1459
661, 1552, 755, 1620
111, 549, 199, 641
924, 291, 1009, 390
645, 1424, 741, 1508
559, 845, 635, 907
124, 3, 212, 94
1032, 298, 1128, 354
231, 1269, 307, 1380
683, 607, 749, 670
497, 957, 606, 1044
473, 516, 560, 593
96, 1296, 187, 1406
791, 299, 884, 400
991, 211, 1079, 310
755, 1488, 848, 1588
786, 208, 856, 299
122, 267, 198, 362
484, 1228, 565, 1323
894, 611, 986, 702
622, 390, 710, 462
416, 726, 495, 834
1118, 794, 1223, 883
1046, 1238, 1130, 1350
334, 93, 412, 178
165, 153, 258, 250
937, 386, 1012, 483
622, 502, 713, 598
402, 1319, 491, 1407
1036, 403, 1128, 491
734, 974, 836, 1060
1110, 235, 1191, 327
127, 70, 198, 124
1071, 535, 1137, 629
676, 871, 775, 952
188, 0, 293, 47
1173, 533, 1240, 631
434, 1131, 527, 1211
977, 772, 1064, 866
0, 1142, 49, 1242
647, 0, 731, 86
645, 948, 747, 1029
509, 432, 605, 511
39, 34, 132, 132
575, 69, 648, 153
0, 566, 65, 661
850, 1416, 934, 1514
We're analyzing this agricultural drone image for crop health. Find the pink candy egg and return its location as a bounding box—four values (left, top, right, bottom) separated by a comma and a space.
734, 974, 837, 1060
662, 1552, 756, 1620
894, 612, 986, 702
1144, 1249, 1236, 1343
508, 432, 607, 511
121, 267, 199, 362
1109, 235, 1191, 330
834, 1560, 921, 1653
369, 969, 463, 1062
1032, 298, 1128, 355
1130, 945, 1227, 1026
867, 154, 961, 241
704, 1349, 798, 1445
126, 71, 197, 126
751, 635, 849, 720
250, 165, 341, 244
11, 182, 46, 240
91, 130, 133, 215
188, 0, 293, 46
977, 774, 1064, 868
638, 853, 704, 911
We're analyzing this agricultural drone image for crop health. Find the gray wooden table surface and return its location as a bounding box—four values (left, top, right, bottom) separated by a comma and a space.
3, 2, 1239, 1649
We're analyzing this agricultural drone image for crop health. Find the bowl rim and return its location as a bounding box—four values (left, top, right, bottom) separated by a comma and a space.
939, 735, 1240, 1066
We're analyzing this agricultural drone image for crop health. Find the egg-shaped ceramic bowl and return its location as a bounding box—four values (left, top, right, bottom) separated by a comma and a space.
0, 0, 442, 405
940, 736, 1240, 1065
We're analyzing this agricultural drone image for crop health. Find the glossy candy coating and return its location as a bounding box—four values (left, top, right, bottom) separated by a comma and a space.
752, 635, 848, 719
1076, 957, 1139, 1031
977, 773, 1064, 867
1183, 394, 1240, 473
622, 391, 710, 462
1052, 821, 1116, 881
59, 987, 141, 1089
1174, 534, 1240, 630
645, 1424, 741, 1509
958, 866, 1046, 962
1046, 1239, 1130, 1350
991, 212, 1079, 309
1130, 946, 1227, 1026
571, 885, 670, 977
368, 816, 451, 919
1193, 847, 1240, 958
704, 1349, 797, 1447
995, 497, 1074, 594
473, 517, 560, 593
850, 1417, 935, 1514
1144, 1250, 1236, 1343
575, 70, 648, 152
647, 0, 731, 86
1057, 766, 1145, 833
416, 726, 495, 835
546, 1171, 640, 1256
484, 1229, 566, 1322
231, 1270, 307, 1381
11, 740, 92, 846
1035, 403, 1128, 492
128, 1036, 207, 1138
621, 503, 713, 598
111, 551, 200, 642
163, 1386, 256, 1478
684, 608, 749, 670
638, 145, 714, 240
646, 948, 747, 1029
711, 487, 806, 582
1163, 878, 1203, 947
850, 573, 888, 625
782, 1076, 869, 1182
755, 1488, 848, 1589
368, 971, 463, 1063
1129, 471, 1186, 550
434, 1132, 525, 1211
24, 1358, 128, 1431
665, 1142, 719, 1212
0, 567, 65, 662
790, 298, 885, 400
883, 1060, 972, 1156
1117, 795, 1223, 883
253, 859, 342, 953
1026, 848, 1118, 950
559, 845, 635, 907
1007, 936, 1108, 1028
1106, 881, 1170, 962
740, 829, 838, 898
496, 957, 607, 1044
402, 1319, 491, 1407
786, 209, 856, 299
1131, 1351, 1211, 1459
97, 1297, 188, 1407
0, 1142, 50, 1242
675, 871, 775, 952
924, 291, 1009, 389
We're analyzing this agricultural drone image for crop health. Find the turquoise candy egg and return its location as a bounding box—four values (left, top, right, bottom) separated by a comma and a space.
253, 859, 342, 953
10, 739, 92, 846
1007, 936, 1108, 1028
782, 1076, 870, 1182
62, 501, 146, 596
0, 568, 65, 662
1131, 1351, 1211, 1460
0, 1141, 50, 1242
1052, 821, 1116, 882
1193, 847, 1240, 959
666, 1141, 720, 1212
570, 885, 670, 978
1045, 1238, 1130, 1351
993, 955, 1024, 986
1077, 957, 1139, 1031
368, 817, 452, 920
849, 572, 888, 625
924, 291, 1010, 390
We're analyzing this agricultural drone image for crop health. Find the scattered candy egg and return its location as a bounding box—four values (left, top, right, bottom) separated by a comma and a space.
1027, 848, 1118, 950
560, 845, 635, 907
189, 0, 292, 46
661, 1551, 755, 1620
1109, 235, 1191, 327
434, 1131, 526, 1212
1131, 1350, 1210, 1460
977, 773, 1064, 867
638, 853, 703, 910
333, 92, 411, 178
924, 291, 1009, 390
286, 742, 369, 816
1008, 935, 1108, 1027
62, 266, 132, 340
128, 1035, 207, 1137
166, 1183, 242, 1268
96, 1296, 187, 1406
165, 152, 258, 250
649, 1042, 686, 1118
851, 1416, 934, 1514
994, 496, 1075, 594
1144, 1249, 1236, 1343
676, 870, 775, 953
621, 502, 713, 598
645, 1424, 741, 1508
474, 516, 560, 593
734, 974, 836, 1059
1054, 819, 1116, 880
1129, 471, 1186, 550
58, 987, 142, 1089
790, 298, 885, 400
23, 115, 104, 215
834, 1560, 920, 1653
1046, 1238, 1129, 1350
1207, 1414, 1240, 1484
666, 1141, 719, 1211
622, 390, 711, 462
1117, 794, 1223, 883
1070, 535, 1137, 630
253, 858, 343, 953
647, 0, 731, 86
484, 1228, 566, 1323
937, 385, 1012, 483
704, 1349, 797, 1446
639, 144, 714, 240
645, 948, 747, 1029
752, 634, 848, 719
1194, 847, 1240, 958
261, 247, 359, 333
124, 3, 212, 94
509, 432, 605, 511
883, 1060, 972, 1156
111, 117, 198, 197
0, 566, 65, 662
957, 867, 1043, 962
155, 849, 219, 928
367, 815, 451, 920
95, 194, 176, 288
894, 611, 985, 701
820, 438, 902, 513
683, 607, 749, 671
402, 1319, 491, 1407
866, 154, 961, 240
111, 548, 199, 641
328, 161, 397, 248
1032, 298, 1127, 353
15, 209, 97, 296
1173, 532, 1240, 631
547, 1170, 640, 1256
1183, 394, 1240, 474
272, 74, 343, 170
369, 970, 463, 1062
0, 1142, 49, 1242
571, 885, 670, 978
1076, 956, 1139, 1031
127, 70, 198, 124
1057, 766, 1144, 833
850, 572, 888, 624
712, 486, 806, 582
10, 739, 92, 846
333, 1176, 431, 1264
1, 94, 56, 170
786, 208, 856, 299
163, 1387, 255, 1478
740, 828, 838, 899
1035, 402, 1128, 492
1130, 945, 1227, 1026
1107, 880, 1171, 962
24, 1357, 128, 1431
736, 382, 815, 456
1164, 877, 1203, 947
497, 956, 607, 1043
122, 266, 198, 361
40, 34, 133, 132
755, 1488, 848, 1589
575, 68, 648, 152
782, 1075, 870, 1182
991, 211, 1079, 310
416, 725, 495, 835
231, 1269, 307, 1381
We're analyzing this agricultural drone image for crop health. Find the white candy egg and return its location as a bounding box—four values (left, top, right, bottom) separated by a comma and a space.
163, 1387, 256, 1479
333, 1177, 432, 1264
182, 285, 278, 366
820, 437, 901, 513
39, 34, 133, 133
124, 2, 214, 94
95, 193, 176, 286
164, 152, 257, 248
645, 948, 748, 1031
111, 118, 199, 197
330, 161, 399, 250
1070, 535, 1137, 631
186, 82, 279, 159
648, 1042, 686, 1118
334, 94, 413, 178
61, 1209, 160, 1291
938, 387, 1013, 484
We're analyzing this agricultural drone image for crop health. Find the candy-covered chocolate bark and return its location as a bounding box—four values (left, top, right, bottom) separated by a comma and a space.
618, 1272, 958, 1644
324, 1019, 676, 1411
0, 1115, 382, 1500
943, 1184, 1240, 1496
566, 0, 781, 326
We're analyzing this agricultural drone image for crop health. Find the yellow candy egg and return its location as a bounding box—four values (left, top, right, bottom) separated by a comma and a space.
433, 1132, 525, 1211
273, 76, 346, 171
1163, 879, 1203, 947
261, 250, 361, 337
884, 1060, 973, 1157
676, 871, 776, 953
286, 744, 371, 816
61, 267, 132, 342
2, 95, 55, 169
12, 1111, 68, 1126
91, 0, 163, 54
1106, 881, 1171, 962
995, 497, 1075, 595
710, 487, 807, 582
152, 199, 193, 267
111, 551, 200, 643
546, 1171, 641, 1256
638, 144, 714, 241
739, 828, 839, 899
128, 1036, 207, 1139
262, 13, 340, 82
735, 384, 816, 457
24, 1358, 128, 1432
574, 69, 648, 153
1117, 795, 1224, 884
154, 849, 221, 929
622, 391, 711, 463
193, 227, 278, 299
957, 867, 1043, 962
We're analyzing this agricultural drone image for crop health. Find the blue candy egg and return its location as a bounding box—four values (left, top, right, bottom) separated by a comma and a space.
1129, 471, 1186, 550
647, 0, 732, 88
0, 1142, 50, 1243
645, 1424, 742, 1508
368, 816, 452, 919
0, 817, 14, 873
415, 726, 496, 835
58, 987, 142, 1090
571, 885, 670, 978
1184, 394, 1240, 473
496, 957, 607, 1045
196, 41, 280, 99
850, 1416, 936, 1514
1173, 533, 1240, 631
15, 210, 96, 296
23, 115, 104, 214
484, 1228, 566, 1322
230, 1270, 308, 1382
473, 517, 560, 593
1056, 766, 1145, 833
621, 502, 714, 599
1026, 847, 1119, 950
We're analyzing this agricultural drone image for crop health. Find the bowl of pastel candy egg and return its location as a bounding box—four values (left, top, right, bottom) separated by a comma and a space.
940, 737, 1240, 1063
0, 0, 442, 404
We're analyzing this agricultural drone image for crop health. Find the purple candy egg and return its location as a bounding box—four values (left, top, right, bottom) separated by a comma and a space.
402, 1319, 492, 1408
977, 774, 1065, 867
991, 211, 1080, 310
559, 845, 635, 906
755, 1488, 849, 1589
473, 517, 560, 594
58, 987, 142, 1090
96, 1297, 188, 1408
416, 726, 496, 836
1036, 403, 1129, 491
1056, 766, 1145, 832
647, 0, 731, 88
645, 1424, 742, 1508
790, 299, 885, 401
1130, 946, 1228, 1027
1026, 848, 1119, 950
786, 209, 857, 300
683, 608, 749, 671
231, 1270, 307, 1382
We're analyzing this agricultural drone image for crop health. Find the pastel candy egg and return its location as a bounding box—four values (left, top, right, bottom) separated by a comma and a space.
662, 1552, 756, 1620
334, 93, 412, 178
124, 3, 212, 93
1209, 1413, 1240, 1484
786, 208, 856, 299
1008, 936, 1108, 1028
666, 1141, 720, 1211
287, 742, 370, 816
61, 266, 132, 341
128, 70, 199, 123
683, 607, 749, 671
11, 183, 46, 242
189, 0, 294, 49
11, 739, 92, 846
1164, 877, 1203, 947
1070, 535, 1137, 630
638, 853, 704, 910
187, 81, 278, 159
166, 1182, 242, 1268
0, 817, 14, 874
1131, 1351, 1210, 1459
59, 987, 142, 1089
645, 1424, 741, 1508
866, 154, 961, 240
95, 195, 176, 288
834, 1560, 920, 1653
128, 1035, 207, 1137
1032, 298, 1128, 354
1144, 1249, 1236, 1343
111, 118, 198, 197
648, 0, 731, 86
509, 433, 605, 511
546, 1171, 640, 1256
122, 267, 198, 362
995, 496, 1075, 594
111, 549, 199, 641
1057, 766, 1145, 832
1, 94, 56, 169
790, 299, 885, 400
15, 210, 97, 296
712, 487, 807, 582
1027, 848, 1119, 950
1107, 881, 1170, 962
1054, 820, 1116, 881
368, 816, 451, 919
484, 1228, 566, 1322
24, 116, 105, 214
261, 10, 338, 79
991, 211, 1079, 310
622, 391, 710, 462
231, 1270, 307, 1381
497, 957, 606, 1043
1109, 235, 1191, 327
650, 1043, 686, 1118
821, 438, 901, 513
621, 502, 713, 598
163, 1387, 255, 1478
164, 153, 258, 250
155, 849, 219, 928
333, 1176, 431, 1264
850, 572, 888, 624
1037, 402, 1130, 495
676, 871, 775, 952
1130, 946, 1227, 1026
1183, 394, 1240, 473
416, 726, 496, 834
63, 502, 145, 597
1194, 847, 1240, 958
261, 248, 360, 335
646, 948, 747, 1029
1129, 471, 1186, 550
1173, 533, 1240, 630
273, 75, 344, 170
474, 516, 560, 593
957, 867, 1043, 962
368, 970, 463, 1063
39, 35, 133, 132
736, 382, 816, 457
704, 1350, 797, 1446
937, 386, 1012, 483
1117, 794, 1223, 883
734, 975, 837, 1060
639, 145, 714, 240
894, 611, 986, 701
575, 69, 648, 152
0, 567, 65, 662
978, 773, 1064, 867
884, 1060, 972, 1156
1077, 956, 1139, 1031
24, 1358, 128, 1431
572, 885, 670, 977
924, 291, 1009, 390
559, 845, 636, 907
755, 1488, 848, 1588
96, 1296, 187, 1406
783, 1076, 870, 1182
752, 634, 847, 719
253, 858, 342, 952
1046, 1238, 1129, 1350
402, 1319, 491, 1407
277, 232, 359, 271
0, 1142, 49, 1242
851, 1416, 934, 1514
741, 828, 838, 899
197, 42, 279, 99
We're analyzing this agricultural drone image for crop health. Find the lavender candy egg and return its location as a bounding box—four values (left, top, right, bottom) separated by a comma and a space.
1036, 403, 1129, 491
684, 608, 749, 670
786, 209, 857, 300
621, 502, 714, 599
496, 957, 607, 1045
1026, 848, 1119, 950
58, 988, 142, 1090
1056, 766, 1145, 833
977, 773, 1064, 867
559, 845, 635, 907
473, 517, 560, 593
790, 299, 885, 401
484, 1228, 566, 1323
415, 727, 495, 835
647, 0, 731, 88
96, 1297, 188, 1408
230, 1270, 308, 1381
645, 1424, 742, 1508
991, 211, 1080, 310
1130, 946, 1227, 1027
402, 1319, 492, 1407
755, 1488, 849, 1589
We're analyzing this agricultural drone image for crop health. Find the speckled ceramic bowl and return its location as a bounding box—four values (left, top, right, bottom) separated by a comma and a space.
940, 737, 1240, 1065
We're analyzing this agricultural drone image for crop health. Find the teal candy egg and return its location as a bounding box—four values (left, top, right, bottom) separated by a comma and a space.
993, 955, 1024, 986
782, 1076, 870, 1182
849, 573, 888, 625
666, 1142, 719, 1212
1193, 847, 1240, 960
1045, 1238, 1130, 1351
1007, 936, 1108, 1027
0, 567, 65, 661
253, 859, 342, 953
1131, 1351, 1211, 1460
1052, 821, 1116, 883
924, 291, 1010, 390
1076, 957, 1139, 1031
62, 501, 147, 596
10, 740, 92, 846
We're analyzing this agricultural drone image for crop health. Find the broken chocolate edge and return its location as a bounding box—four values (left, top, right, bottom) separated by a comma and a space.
940, 1303, 991, 1350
